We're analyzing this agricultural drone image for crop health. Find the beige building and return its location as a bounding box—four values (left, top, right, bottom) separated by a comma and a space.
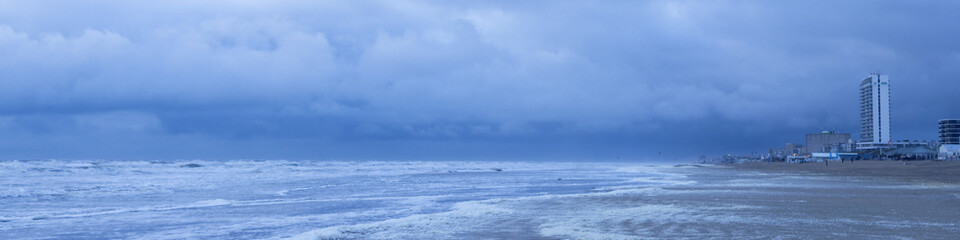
806, 131, 851, 153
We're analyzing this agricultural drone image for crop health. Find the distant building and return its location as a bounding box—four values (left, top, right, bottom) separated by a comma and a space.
857, 73, 892, 150
770, 143, 804, 157
786, 143, 803, 155
806, 131, 851, 153
939, 119, 960, 160
939, 119, 960, 144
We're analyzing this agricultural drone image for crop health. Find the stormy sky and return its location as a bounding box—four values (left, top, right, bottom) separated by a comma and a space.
1, 1, 958, 161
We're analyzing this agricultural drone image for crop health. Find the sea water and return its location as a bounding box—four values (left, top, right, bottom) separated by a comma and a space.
0, 160, 677, 239
1, 160, 957, 239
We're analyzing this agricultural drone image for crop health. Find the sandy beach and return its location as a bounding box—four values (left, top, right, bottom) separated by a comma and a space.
730, 160, 960, 184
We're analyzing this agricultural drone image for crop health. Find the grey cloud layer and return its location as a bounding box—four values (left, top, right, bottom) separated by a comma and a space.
1, 0, 958, 159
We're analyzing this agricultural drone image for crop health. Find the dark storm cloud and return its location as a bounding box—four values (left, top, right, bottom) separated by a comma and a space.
0, 0, 958, 160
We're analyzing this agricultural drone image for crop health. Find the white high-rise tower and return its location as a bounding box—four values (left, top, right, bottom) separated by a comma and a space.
857, 73, 891, 149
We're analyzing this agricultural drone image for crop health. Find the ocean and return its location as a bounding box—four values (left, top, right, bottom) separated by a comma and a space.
1, 160, 957, 239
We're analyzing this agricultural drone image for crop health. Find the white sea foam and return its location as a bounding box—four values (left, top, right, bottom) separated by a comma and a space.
277, 162, 704, 239
288, 180, 707, 240
290, 201, 515, 240
288, 188, 766, 240
625, 176, 697, 185
4, 198, 241, 223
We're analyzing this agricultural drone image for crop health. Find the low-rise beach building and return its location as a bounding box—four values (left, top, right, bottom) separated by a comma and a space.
885, 147, 937, 160
811, 152, 858, 161
938, 119, 960, 160
939, 145, 960, 160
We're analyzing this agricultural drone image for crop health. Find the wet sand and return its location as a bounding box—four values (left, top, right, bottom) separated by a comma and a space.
730, 160, 960, 184
299, 164, 960, 239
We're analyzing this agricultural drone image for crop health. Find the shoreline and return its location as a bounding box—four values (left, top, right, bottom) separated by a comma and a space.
727, 160, 960, 184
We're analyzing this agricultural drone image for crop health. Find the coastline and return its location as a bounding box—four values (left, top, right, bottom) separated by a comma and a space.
296, 162, 960, 239
728, 160, 960, 184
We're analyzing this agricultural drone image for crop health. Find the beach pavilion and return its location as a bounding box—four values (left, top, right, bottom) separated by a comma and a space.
885, 147, 937, 160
